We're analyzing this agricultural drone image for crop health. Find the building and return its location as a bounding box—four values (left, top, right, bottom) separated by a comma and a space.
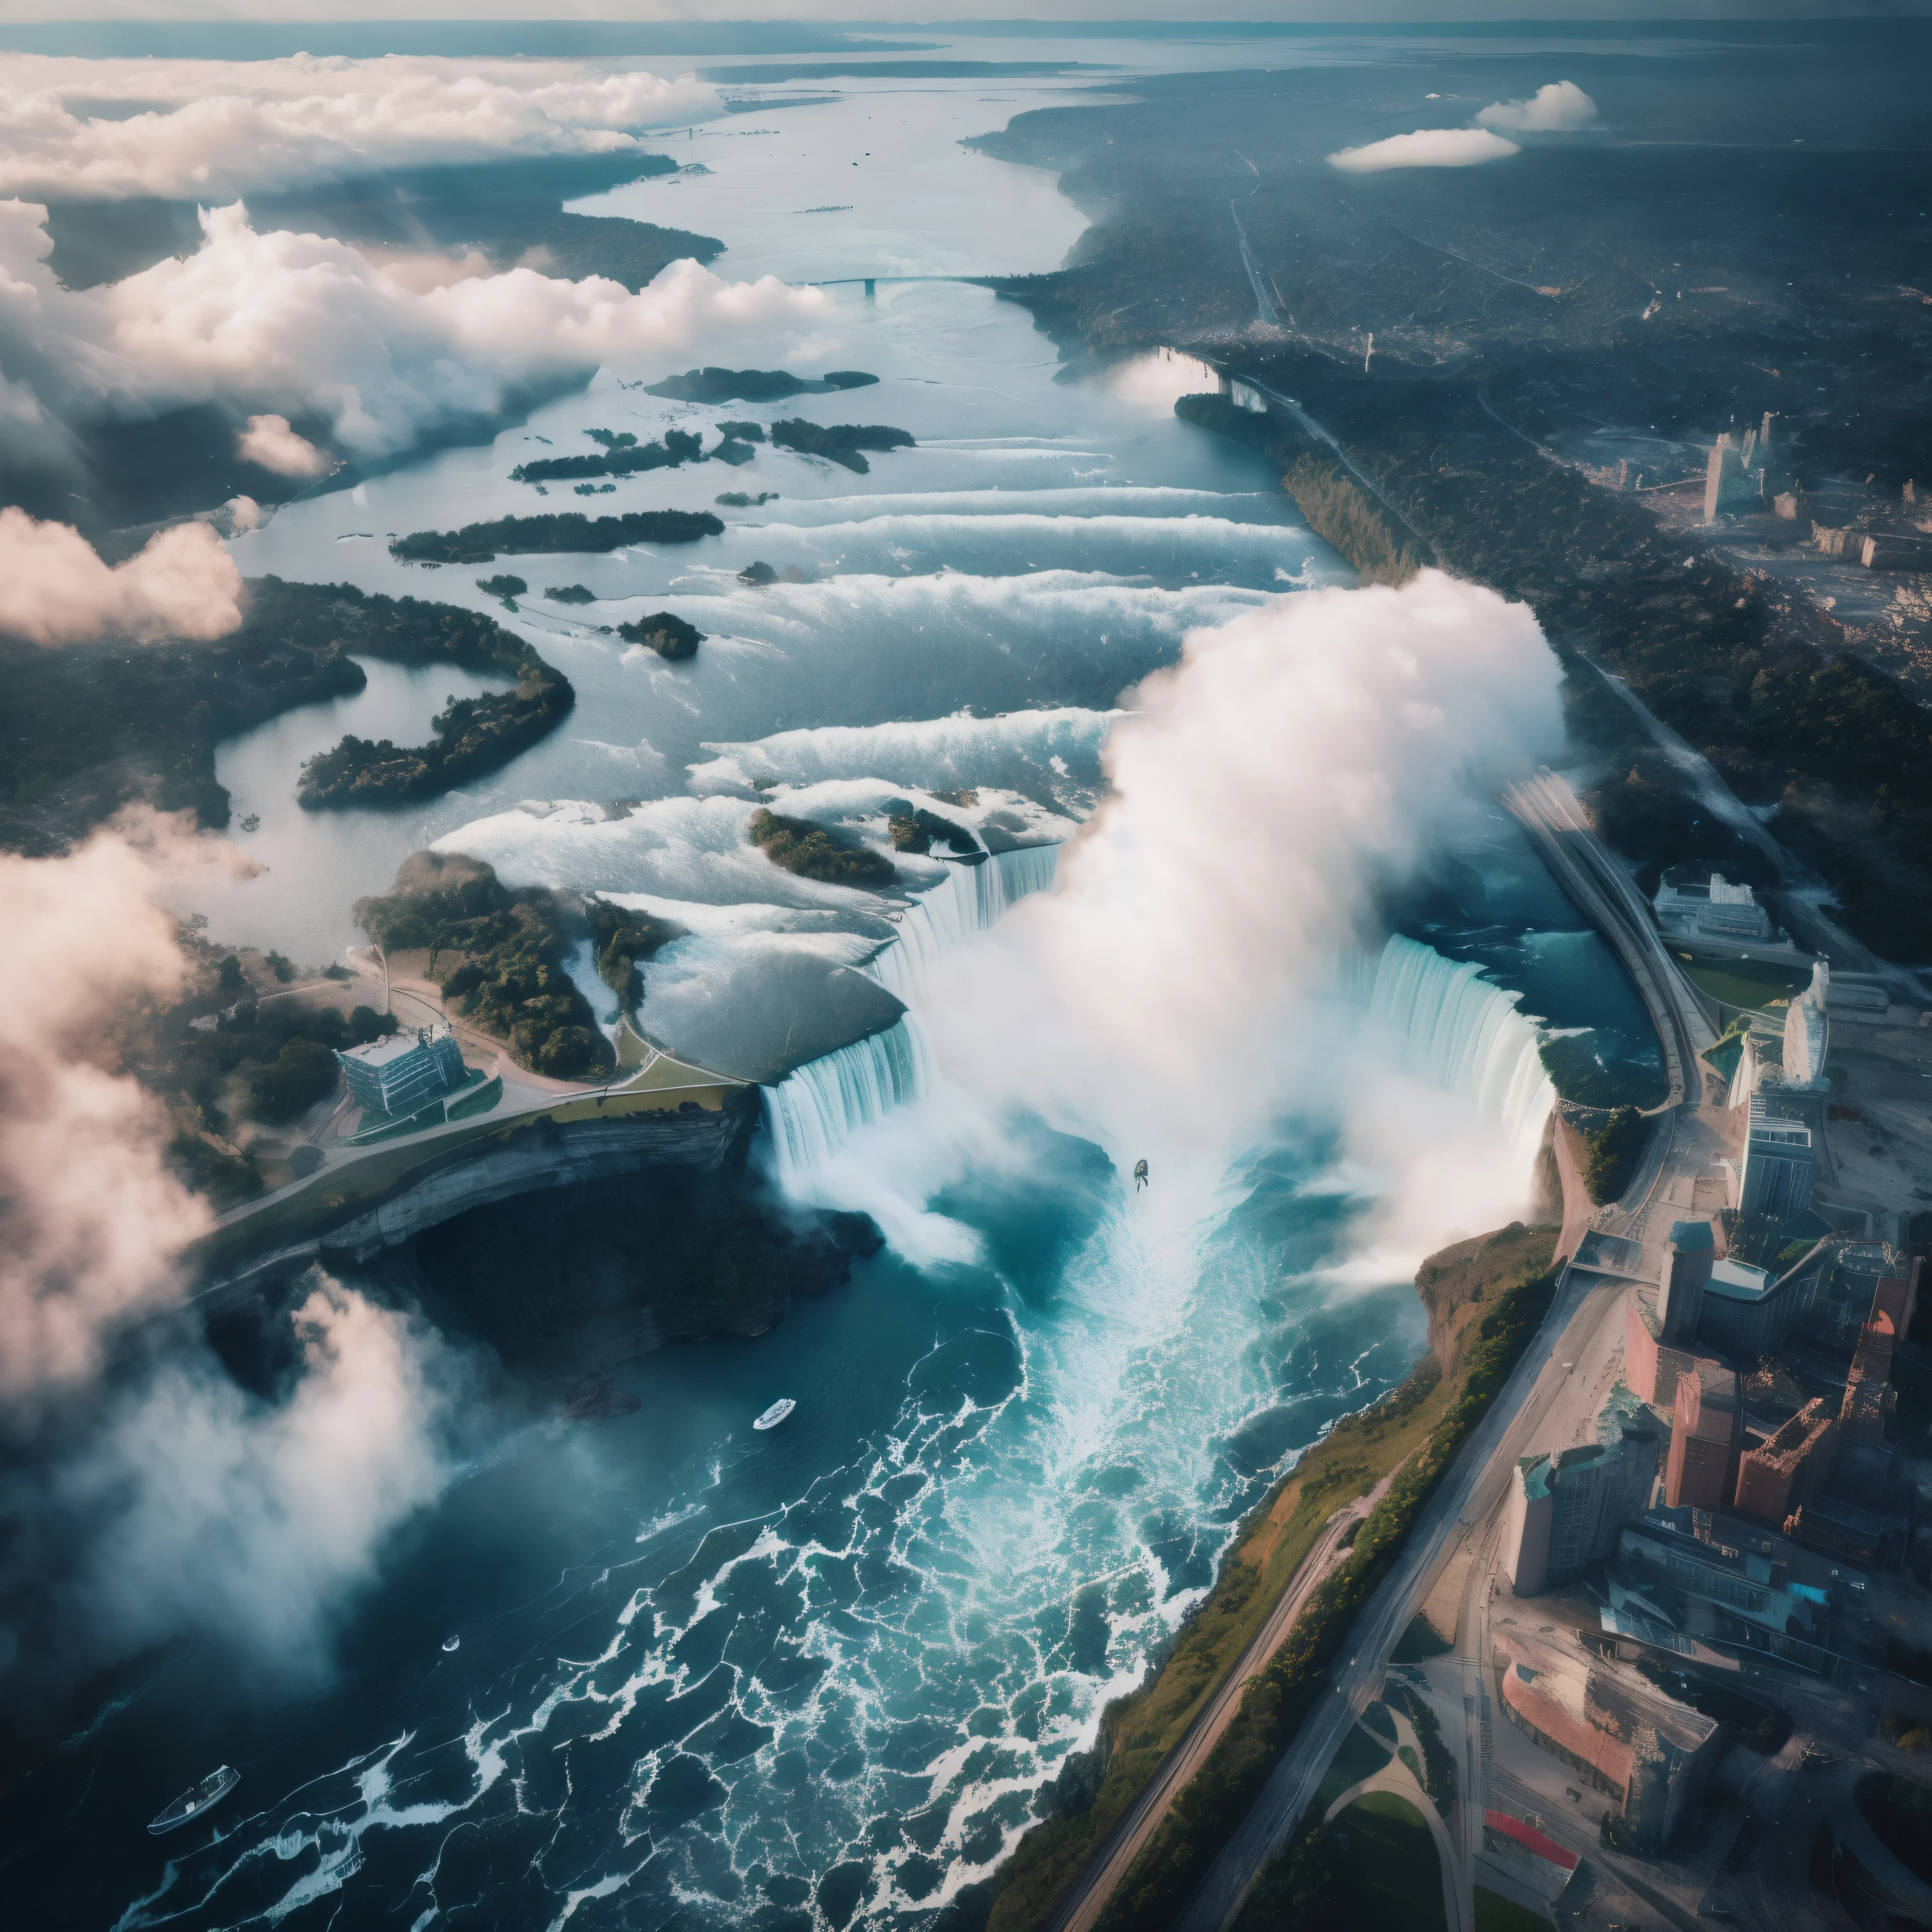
1657, 1219, 1715, 1344
1624, 1287, 1699, 1409
1694, 1243, 1828, 1360
335, 1023, 467, 1118
1504, 1385, 1663, 1596
1733, 1398, 1836, 1526
1740, 1093, 1816, 1221
1780, 961, 1830, 1089
1613, 1509, 1850, 1665
1665, 1359, 1741, 1511
1494, 1623, 1722, 1853
1652, 872, 1775, 943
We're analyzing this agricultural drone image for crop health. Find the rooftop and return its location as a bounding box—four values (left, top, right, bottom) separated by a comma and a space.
1669, 1219, 1715, 1252
1706, 1257, 1774, 1302
341, 1031, 436, 1069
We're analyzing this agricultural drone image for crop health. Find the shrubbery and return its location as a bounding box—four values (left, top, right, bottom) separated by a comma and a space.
748, 807, 896, 887
358, 850, 614, 1081
1582, 1106, 1648, 1205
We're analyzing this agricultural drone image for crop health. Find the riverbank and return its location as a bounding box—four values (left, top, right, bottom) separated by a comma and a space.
980, 1223, 1562, 1932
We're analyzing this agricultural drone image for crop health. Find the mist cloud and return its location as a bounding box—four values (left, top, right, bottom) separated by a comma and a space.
0, 825, 463, 1708
236, 411, 331, 477
1328, 128, 1521, 173
0, 197, 836, 466
0, 52, 720, 202
793, 574, 1566, 1265
0, 506, 243, 645
1476, 80, 1599, 133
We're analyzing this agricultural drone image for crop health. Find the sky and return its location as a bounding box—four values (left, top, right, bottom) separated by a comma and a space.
3, 3, 1927, 26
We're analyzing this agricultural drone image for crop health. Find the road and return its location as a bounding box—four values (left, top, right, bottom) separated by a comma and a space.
1503, 769, 1718, 1113
1048, 1478, 1394, 1932
1158, 775, 1740, 1931
1172, 1271, 1628, 1932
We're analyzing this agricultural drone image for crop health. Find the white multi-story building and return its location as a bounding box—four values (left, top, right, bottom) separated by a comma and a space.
335, 1023, 467, 1118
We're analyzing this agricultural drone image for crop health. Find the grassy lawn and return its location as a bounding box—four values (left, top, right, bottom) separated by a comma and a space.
1310, 1718, 1396, 1819
1678, 953, 1811, 1011
1474, 1885, 1552, 1932
1330, 1792, 1446, 1932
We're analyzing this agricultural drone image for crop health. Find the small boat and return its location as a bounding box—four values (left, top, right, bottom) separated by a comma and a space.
442, 1635, 461, 1653
148, 1765, 240, 1835
752, 1399, 796, 1432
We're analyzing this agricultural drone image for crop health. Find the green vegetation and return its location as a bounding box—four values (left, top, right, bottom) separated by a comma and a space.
748, 807, 896, 887
1582, 1106, 1648, 1205
1282, 453, 1426, 587
390, 509, 724, 564
0, 574, 579, 848
717, 491, 779, 508
511, 426, 704, 484
297, 626, 572, 808
1233, 1795, 1445, 1932
584, 897, 684, 1011
769, 419, 916, 474
718, 421, 765, 443
886, 802, 980, 856
545, 584, 596, 604
617, 612, 704, 660
154, 989, 397, 1207
1077, 1243, 1555, 1932
476, 574, 527, 603
1474, 1887, 1553, 1932
357, 850, 613, 1080
1309, 1720, 1395, 1817
1391, 1684, 1457, 1817
645, 366, 879, 403
740, 560, 779, 585
987, 1226, 1558, 1932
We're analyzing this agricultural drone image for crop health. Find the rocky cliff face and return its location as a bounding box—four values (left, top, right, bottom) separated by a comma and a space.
388, 1162, 882, 1385
1414, 1221, 1562, 1383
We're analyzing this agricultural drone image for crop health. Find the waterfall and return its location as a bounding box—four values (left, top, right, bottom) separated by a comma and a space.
867, 845, 1061, 1008
762, 844, 1061, 1176
1368, 933, 1555, 1175
762, 1016, 938, 1184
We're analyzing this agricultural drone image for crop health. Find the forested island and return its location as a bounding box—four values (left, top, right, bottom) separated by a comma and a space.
769, 419, 916, 474
0, 575, 570, 850
645, 366, 878, 402
748, 807, 897, 887
391, 509, 724, 564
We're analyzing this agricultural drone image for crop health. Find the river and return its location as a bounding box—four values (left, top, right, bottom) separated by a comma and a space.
16, 42, 1655, 1932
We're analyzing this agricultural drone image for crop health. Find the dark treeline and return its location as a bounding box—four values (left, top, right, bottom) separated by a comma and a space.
391, 509, 724, 564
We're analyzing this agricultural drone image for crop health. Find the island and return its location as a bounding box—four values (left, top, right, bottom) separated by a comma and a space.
390, 509, 724, 564
748, 806, 896, 887
769, 419, 916, 475
644, 366, 879, 403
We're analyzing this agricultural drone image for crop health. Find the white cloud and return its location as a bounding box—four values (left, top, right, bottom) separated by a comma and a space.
0, 197, 836, 464
0, 52, 721, 202
1475, 80, 1599, 133
0, 506, 243, 645
0, 823, 462, 1696
1107, 348, 1223, 415
237, 411, 331, 476
1328, 128, 1521, 174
